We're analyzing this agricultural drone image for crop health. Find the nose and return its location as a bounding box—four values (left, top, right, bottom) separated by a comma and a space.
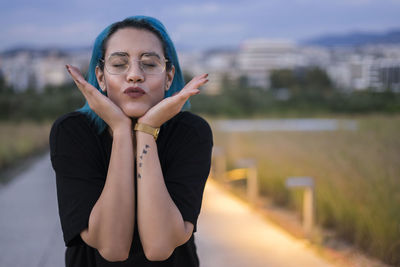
126, 60, 144, 83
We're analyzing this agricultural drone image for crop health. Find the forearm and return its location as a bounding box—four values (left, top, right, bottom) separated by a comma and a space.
136, 131, 192, 260
82, 125, 135, 261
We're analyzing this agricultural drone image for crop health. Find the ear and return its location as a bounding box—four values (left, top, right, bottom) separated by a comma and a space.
95, 66, 107, 92
165, 65, 175, 91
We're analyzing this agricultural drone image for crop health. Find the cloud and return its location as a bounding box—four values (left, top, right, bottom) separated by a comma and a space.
171, 22, 247, 48
173, 2, 221, 16
1, 0, 399, 51
1, 21, 101, 48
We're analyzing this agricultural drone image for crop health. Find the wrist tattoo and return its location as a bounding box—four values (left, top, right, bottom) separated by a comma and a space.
137, 144, 150, 179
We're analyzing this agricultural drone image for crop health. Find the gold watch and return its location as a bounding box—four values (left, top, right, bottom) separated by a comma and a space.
134, 122, 160, 140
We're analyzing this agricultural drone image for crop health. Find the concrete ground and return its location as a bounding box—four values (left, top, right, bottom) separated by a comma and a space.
0, 153, 65, 267
0, 153, 335, 267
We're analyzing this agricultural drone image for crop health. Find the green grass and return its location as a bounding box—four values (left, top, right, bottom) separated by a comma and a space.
0, 121, 51, 170
210, 114, 400, 265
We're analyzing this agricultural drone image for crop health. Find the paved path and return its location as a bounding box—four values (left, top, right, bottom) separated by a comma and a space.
196, 179, 334, 267
0, 153, 335, 267
0, 153, 65, 267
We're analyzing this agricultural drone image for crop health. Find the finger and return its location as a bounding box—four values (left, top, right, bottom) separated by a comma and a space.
183, 77, 208, 91
179, 86, 202, 99
66, 65, 86, 85
190, 74, 208, 85
185, 73, 208, 88
66, 65, 99, 99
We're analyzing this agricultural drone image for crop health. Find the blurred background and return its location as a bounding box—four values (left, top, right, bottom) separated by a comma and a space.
0, 0, 399, 266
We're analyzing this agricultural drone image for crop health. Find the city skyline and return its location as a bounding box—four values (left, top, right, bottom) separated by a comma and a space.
1, 0, 400, 52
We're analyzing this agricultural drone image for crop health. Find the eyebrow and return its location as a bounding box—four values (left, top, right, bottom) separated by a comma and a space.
109, 51, 129, 57
141, 52, 161, 59
108, 51, 161, 59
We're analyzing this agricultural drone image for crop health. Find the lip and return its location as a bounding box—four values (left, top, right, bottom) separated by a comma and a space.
124, 86, 146, 98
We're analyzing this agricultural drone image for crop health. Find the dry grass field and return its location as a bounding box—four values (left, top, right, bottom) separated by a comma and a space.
0, 122, 51, 170
210, 114, 400, 265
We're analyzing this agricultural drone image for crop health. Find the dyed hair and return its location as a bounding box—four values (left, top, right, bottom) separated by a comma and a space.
78, 15, 188, 133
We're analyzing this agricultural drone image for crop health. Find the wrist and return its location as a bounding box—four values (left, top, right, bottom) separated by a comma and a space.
110, 122, 132, 138
137, 116, 159, 128
112, 128, 133, 140
134, 122, 160, 141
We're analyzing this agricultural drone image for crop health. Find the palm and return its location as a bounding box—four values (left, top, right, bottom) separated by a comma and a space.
139, 74, 208, 127
66, 65, 130, 130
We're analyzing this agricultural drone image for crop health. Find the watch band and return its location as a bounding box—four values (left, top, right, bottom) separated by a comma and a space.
134, 122, 160, 140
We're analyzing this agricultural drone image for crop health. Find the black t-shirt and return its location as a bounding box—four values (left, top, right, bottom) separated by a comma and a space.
49, 111, 213, 267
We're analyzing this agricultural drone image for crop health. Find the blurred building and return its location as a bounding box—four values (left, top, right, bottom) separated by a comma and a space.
327, 47, 400, 91
179, 48, 238, 95
371, 58, 400, 91
327, 55, 374, 91
237, 39, 301, 88
180, 39, 333, 93
1, 42, 400, 94
0, 51, 33, 92
0, 48, 90, 92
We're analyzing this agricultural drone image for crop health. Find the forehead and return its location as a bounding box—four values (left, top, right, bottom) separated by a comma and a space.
105, 28, 164, 58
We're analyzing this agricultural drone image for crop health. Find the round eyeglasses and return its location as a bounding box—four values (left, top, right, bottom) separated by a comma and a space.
100, 54, 169, 75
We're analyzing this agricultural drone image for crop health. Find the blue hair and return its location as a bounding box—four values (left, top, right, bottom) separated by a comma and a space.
78, 15, 189, 134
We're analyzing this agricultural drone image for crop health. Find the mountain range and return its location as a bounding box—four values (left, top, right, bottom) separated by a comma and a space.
303, 29, 400, 47
2, 29, 400, 55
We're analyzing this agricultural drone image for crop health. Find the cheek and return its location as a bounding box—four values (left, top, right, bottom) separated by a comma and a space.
148, 79, 167, 102
104, 79, 122, 100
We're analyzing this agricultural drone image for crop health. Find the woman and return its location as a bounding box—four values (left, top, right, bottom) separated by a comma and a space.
49, 15, 213, 267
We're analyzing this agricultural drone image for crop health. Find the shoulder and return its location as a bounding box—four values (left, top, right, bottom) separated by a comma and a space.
51, 111, 91, 131
50, 111, 96, 155
165, 111, 213, 143
50, 111, 95, 139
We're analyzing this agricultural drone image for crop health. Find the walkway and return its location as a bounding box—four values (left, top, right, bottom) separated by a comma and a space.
0, 153, 335, 267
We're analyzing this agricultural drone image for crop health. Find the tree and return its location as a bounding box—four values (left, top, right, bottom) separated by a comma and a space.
270, 69, 296, 89
0, 73, 12, 94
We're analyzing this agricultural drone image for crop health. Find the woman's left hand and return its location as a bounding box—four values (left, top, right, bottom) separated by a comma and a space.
138, 73, 208, 127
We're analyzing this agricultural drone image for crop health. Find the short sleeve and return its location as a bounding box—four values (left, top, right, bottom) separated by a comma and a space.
49, 114, 106, 247
163, 115, 213, 232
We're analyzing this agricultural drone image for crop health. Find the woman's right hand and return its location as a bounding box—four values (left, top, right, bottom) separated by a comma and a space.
66, 64, 131, 132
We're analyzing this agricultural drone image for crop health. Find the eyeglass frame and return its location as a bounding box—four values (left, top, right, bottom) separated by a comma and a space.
99, 53, 170, 75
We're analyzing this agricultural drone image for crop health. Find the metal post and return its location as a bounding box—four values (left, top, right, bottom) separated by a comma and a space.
237, 159, 258, 204
247, 164, 258, 204
286, 176, 315, 238
212, 147, 226, 181
303, 186, 315, 237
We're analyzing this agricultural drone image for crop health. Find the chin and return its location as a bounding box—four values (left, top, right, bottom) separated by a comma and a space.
122, 105, 150, 119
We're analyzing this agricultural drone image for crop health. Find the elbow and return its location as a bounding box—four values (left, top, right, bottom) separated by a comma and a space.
142, 222, 193, 261
98, 247, 130, 262
143, 245, 174, 262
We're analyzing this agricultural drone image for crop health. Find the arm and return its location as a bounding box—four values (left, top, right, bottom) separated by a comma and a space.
134, 74, 209, 261
66, 65, 135, 261
135, 131, 194, 261
80, 124, 135, 262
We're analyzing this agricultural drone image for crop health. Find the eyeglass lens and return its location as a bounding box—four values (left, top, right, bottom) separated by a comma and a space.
105, 54, 166, 75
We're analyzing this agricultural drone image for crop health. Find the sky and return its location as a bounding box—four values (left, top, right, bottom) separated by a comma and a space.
1, 0, 400, 52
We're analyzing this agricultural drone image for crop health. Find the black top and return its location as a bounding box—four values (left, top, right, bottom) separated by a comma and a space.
49, 111, 213, 267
